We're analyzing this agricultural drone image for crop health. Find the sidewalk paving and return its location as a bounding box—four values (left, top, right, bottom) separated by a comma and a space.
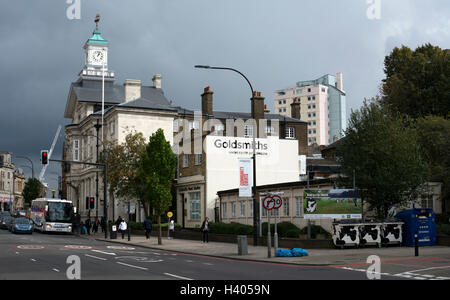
85, 232, 450, 267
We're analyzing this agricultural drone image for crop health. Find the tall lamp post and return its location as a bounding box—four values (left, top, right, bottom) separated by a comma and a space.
16, 156, 34, 179
194, 65, 259, 246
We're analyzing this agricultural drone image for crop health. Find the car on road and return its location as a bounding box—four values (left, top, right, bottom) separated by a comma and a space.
1, 215, 14, 230
9, 217, 33, 234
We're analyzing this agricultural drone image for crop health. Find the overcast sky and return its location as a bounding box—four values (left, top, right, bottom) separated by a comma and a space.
0, 0, 449, 193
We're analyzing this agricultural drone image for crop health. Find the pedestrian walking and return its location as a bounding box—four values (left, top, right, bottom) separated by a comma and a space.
169, 219, 175, 240
200, 217, 210, 243
85, 218, 91, 235
143, 217, 152, 239
93, 217, 99, 234
119, 219, 127, 239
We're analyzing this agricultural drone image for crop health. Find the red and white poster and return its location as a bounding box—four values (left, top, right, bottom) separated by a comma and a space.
238, 158, 253, 197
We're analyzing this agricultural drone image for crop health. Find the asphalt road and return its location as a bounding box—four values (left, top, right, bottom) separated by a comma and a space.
0, 228, 397, 281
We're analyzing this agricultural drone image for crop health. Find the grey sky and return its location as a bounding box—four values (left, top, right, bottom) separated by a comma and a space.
0, 0, 449, 193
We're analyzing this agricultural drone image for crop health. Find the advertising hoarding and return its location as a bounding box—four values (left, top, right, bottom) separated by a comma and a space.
303, 189, 361, 219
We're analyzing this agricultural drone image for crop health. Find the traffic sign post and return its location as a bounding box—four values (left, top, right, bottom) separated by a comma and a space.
167, 212, 173, 240
262, 193, 283, 258
272, 195, 282, 255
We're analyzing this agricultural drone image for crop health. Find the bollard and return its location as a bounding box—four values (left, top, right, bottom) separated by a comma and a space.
414, 230, 419, 257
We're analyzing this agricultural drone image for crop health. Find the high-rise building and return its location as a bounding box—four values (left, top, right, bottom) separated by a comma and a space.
274, 73, 346, 146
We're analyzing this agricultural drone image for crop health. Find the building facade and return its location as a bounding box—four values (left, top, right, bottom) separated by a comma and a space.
0, 152, 25, 211
62, 24, 177, 222
274, 73, 346, 146
173, 87, 308, 228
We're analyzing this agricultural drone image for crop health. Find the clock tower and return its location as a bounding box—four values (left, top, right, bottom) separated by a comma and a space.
79, 14, 114, 81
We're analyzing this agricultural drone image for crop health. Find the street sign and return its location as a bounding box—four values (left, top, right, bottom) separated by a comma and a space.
263, 196, 275, 210
167, 212, 173, 218
272, 195, 282, 209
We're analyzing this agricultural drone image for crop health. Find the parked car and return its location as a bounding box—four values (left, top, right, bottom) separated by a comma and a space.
9, 217, 33, 234
1, 215, 14, 230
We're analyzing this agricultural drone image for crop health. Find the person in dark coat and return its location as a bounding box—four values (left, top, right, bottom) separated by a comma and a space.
143, 218, 152, 239
100, 217, 106, 233
200, 217, 210, 243
85, 218, 91, 235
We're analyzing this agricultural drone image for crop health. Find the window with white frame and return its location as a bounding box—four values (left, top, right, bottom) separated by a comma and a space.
265, 126, 275, 136
283, 198, 290, 216
189, 120, 199, 130
87, 136, 91, 158
212, 123, 224, 136
231, 202, 236, 218
244, 125, 253, 138
240, 201, 246, 217
296, 197, 303, 216
195, 154, 202, 165
173, 119, 179, 132
250, 201, 253, 217
221, 203, 227, 219
183, 154, 189, 168
285, 127, 295, 139
110, 120, 115, 136
189, 192, 201, 220
73, 140, 80, 161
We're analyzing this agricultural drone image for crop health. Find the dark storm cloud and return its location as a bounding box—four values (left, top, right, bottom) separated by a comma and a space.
0, 0, 449, 192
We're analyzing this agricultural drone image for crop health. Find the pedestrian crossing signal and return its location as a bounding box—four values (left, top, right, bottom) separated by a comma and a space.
89, 197, 95, 209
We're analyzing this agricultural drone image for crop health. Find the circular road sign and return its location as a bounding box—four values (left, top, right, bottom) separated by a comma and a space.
272, 195, 282, 209
167, 212, 173, 218
263, 196, 275, 210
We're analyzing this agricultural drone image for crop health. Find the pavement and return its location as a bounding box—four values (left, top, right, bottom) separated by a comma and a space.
86, 231, 450, 269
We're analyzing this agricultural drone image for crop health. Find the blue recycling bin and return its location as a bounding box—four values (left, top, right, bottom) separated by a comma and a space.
395, 208, 436, 246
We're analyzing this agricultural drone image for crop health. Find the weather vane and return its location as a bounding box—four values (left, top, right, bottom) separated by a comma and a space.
95, 14, 100, 30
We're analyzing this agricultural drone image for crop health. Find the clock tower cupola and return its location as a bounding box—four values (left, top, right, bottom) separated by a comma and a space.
79, 14, 115, 81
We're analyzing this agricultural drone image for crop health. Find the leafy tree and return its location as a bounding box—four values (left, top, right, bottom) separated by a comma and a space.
22, 178, 44, 205
337, 100, 429, 218
416, 116, 450, 211
138, 129, 177, 245
100, 130, 147, 216
380, 44, 450, 118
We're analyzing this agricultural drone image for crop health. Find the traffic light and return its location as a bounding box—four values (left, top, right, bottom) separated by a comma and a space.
89, 197, 95, 209
41, 150, 49, 165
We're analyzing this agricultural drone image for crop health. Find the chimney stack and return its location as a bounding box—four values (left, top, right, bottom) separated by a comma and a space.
152, 74, 162, 89
251, 92, 265, 137
201, 86, 213, 116
290, 97, 301, 119
124, 79, 141, 102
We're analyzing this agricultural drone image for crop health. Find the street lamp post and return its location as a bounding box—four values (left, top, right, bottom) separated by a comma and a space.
16, 156, 34, 179
195, 65, 259, 246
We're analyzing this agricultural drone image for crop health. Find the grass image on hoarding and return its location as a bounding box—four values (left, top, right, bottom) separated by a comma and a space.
304, 198, 361, 214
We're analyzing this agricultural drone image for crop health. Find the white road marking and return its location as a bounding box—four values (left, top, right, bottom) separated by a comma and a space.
185, 260, 193, 263
85, 254, 108, 261
30, 259, 36, 262
407, 266, 450, 273
116, 262, 148, 271
91, 250, 116, 256
52, 268, 60, 273
164, 273, 193, 280
203, 263, 213, 266
15, 252, 20, 255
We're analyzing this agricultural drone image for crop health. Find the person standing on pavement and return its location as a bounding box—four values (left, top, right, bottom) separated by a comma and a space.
169, 220, 175, 240
85, 218, 91, 235
100, 216, 106, 233
119, 219, 127, 239
143, 217, 152, 239
93, 217, 99, 234
200, 217, 210, 243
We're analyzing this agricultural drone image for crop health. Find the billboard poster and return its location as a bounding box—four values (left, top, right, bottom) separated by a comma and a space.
303, 189, 362, 219
238, 158, 253, 197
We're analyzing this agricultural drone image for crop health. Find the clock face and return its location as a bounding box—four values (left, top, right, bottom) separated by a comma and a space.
91, 50, 105, 63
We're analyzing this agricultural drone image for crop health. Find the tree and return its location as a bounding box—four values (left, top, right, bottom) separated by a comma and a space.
416, 116, 450, 212
337, 100, 429, 218
22, 178, 44, 205
100, 130, 147, 216
380, 44, 450, 118
138, 129, 177, 245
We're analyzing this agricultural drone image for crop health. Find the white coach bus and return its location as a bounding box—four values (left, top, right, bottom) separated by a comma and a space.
31, 198, 74, 233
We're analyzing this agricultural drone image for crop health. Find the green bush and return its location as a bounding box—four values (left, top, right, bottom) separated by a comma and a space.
299, 225, 331, 239
261, 222, 301, 238
209, 222, 253, 235
437, 224, 450, 236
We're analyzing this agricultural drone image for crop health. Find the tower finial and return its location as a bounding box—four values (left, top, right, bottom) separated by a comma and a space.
95, 14, 100, 30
